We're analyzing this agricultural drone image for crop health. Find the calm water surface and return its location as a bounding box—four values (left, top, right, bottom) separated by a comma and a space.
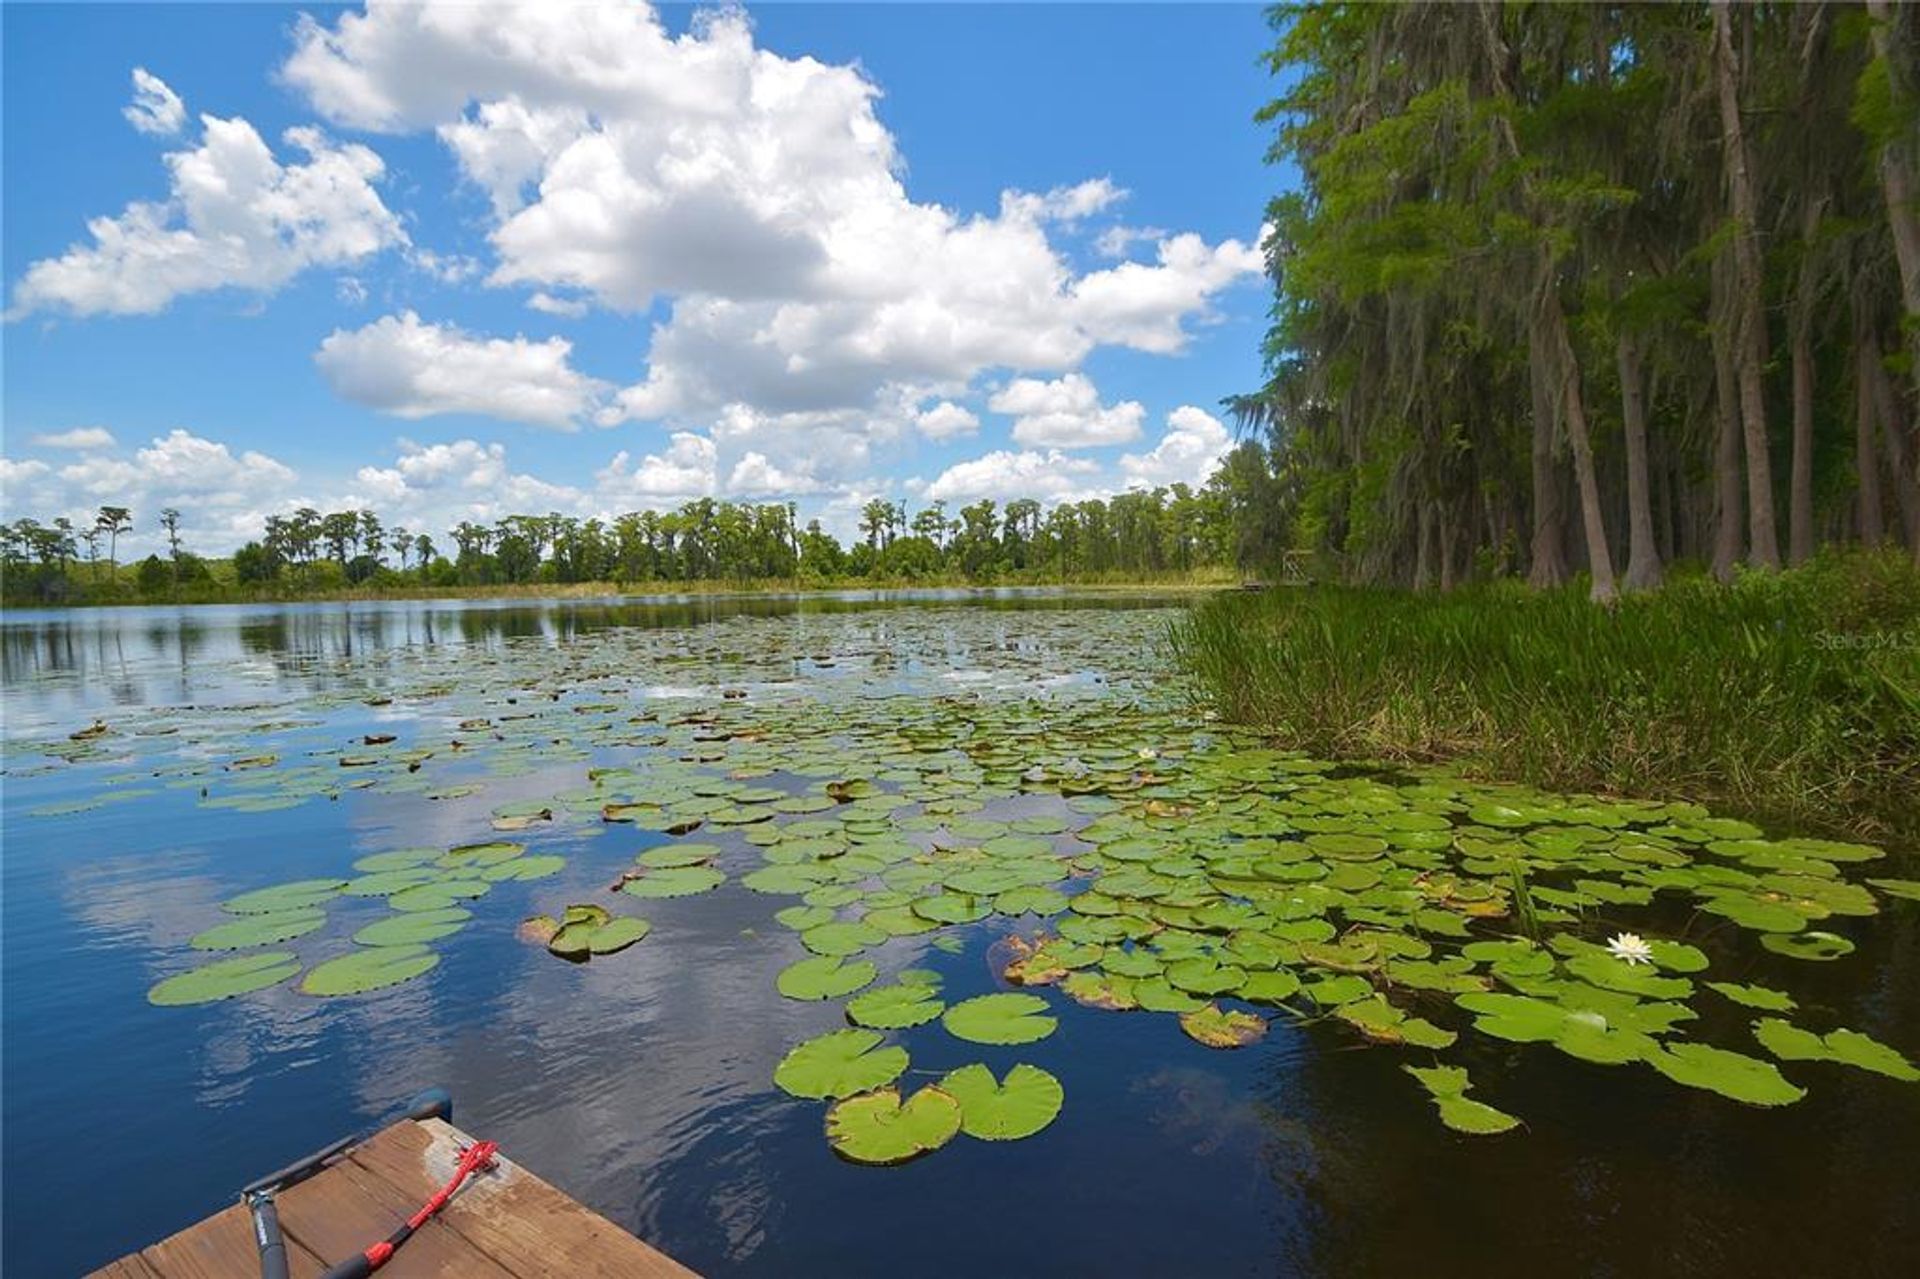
3, 591, 1916, 1277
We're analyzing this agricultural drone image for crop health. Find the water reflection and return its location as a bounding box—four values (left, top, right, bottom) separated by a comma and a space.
6, 591, 1918, 1278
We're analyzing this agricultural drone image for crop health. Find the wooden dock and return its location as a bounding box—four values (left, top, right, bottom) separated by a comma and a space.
91, 1117, 699, 1278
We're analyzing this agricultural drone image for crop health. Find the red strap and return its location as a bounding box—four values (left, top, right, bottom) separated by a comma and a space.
404, 1141, 499, 1231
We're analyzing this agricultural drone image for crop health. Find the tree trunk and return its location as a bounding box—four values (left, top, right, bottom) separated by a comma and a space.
1850, 293, 1881, 541
1414, 500, 1436, 591
1711, 260, 1745, 583
1527, 336, 1570, 588
1616, 332, 1664, 591
1476, 1, 1609, 598
1545, 286, 1619, 602
1712, 0, 1782, 570
1866, 0, 1920, 396
1789, 304, 1817, 565
1863, 339, 1920, 555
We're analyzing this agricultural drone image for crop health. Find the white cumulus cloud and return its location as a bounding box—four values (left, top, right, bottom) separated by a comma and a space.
595, 431, 717, 505
7, 115, 404, 318
27, 427, 118, 451
1118, 405, 1233, 488
278, 1, 1264, 477
124, 68, 186, 136
914, 401, 979, 441
925, 448, 1103, 505
989, 373, 1143, 448
314, 311, 608, 429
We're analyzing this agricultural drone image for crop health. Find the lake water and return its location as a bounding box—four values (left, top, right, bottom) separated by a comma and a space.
3, 591, 1916, 1277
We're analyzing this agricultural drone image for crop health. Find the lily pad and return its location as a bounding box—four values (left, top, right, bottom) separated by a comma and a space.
149, 952, 300, 1006
1646, 1042, 1806, 1106
221, 879, 346, 915
1753, 1019, 1920, 1081
801, 920, 887, 957
190, 909, 327, 951
846, 982, 945, 1029
620, 866, 726, 898
1758, 930, 1855, 961
1706, 981, 1796, 1012
778, 955, 878, 1001
939, 1063, 1064, 1140
1403, 1064, 1521, 1135
824, 1085, 962, 1165
353, 908, 470, 947
942, 993, 1058, 1045
1178, 1003, 1267, 1048
774, 1028, 909, 1099
483, 854, 566, 882
300, 944, 440, 997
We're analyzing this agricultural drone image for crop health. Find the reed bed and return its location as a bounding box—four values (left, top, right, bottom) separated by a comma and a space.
1171, 551, 1920, 842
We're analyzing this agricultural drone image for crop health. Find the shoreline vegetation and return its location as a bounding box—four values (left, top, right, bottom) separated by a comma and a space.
1175, 551, 1920, 845
0, 569, 1238, 610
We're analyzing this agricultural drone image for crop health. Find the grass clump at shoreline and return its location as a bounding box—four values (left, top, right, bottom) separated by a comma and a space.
1171, 551, 1920, 843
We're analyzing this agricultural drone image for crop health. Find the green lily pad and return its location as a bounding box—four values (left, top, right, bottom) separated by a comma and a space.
353, 908, 471, 947
942, 992, 1058, 1045
190, 909, 327, 951
1132, 977, 1206, 1013
1238, 969, 1302, 1005
774, 1028, 909, 1099
300, 944, 439, 997
342, 869, 441, 897
638, 843, 722, 868
389, 880, 492, 911
482, 854, 566, 882
1646, 1042, 1806, 1106
801, 919, 887, 957
1758, 930, 1855, 961
1403, 1064, 1521, 1135
620, 866, 726, 898
352, 849, 441, 873
221, 879, 346, 915
1753, 1019, 1920, 1081
824, 1085, 962, 1165
846, 982, 945, 1029
149, 952, 301, 1006
1706, 981, 1796, 1011
587, 916, 652, 955
778, 955, 878, 1001
939, 1063, 1064, 1140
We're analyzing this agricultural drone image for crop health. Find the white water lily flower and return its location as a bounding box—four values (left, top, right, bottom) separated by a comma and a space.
1606, 932, 1655, 966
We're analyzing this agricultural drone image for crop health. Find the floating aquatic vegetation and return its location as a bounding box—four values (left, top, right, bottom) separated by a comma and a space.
38, 604, 1912, 1162
778, 955, 878, 1001
1404, 1065, 1521, 1135
148, 952, 301, 1006
775, 1028, 909, 1100
938, 1064, 1064, 1140
846, 980, 945, 1029
190, 910, 327, 951
301, 944, 440, 996
942, 993, 1058, 1045
825, 1085, 962, 1164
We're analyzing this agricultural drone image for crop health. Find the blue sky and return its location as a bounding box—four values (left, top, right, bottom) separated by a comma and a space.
2, 2, 1285, 556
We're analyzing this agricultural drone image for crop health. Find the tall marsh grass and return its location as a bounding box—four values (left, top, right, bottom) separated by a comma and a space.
1171, 551, 1920, 841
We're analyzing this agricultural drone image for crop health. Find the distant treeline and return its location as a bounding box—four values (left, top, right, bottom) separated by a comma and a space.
2, 461, 1278, 604
1235, 2, 1920, 598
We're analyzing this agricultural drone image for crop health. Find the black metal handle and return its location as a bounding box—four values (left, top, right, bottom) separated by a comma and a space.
248, 1193, 289, 1279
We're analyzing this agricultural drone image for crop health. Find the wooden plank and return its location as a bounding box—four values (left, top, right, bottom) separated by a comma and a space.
86, 1256, 165, 1279
133, 1202, 326, 1279
346, 1119, 700, 1278
274, 1146, 514, 1278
